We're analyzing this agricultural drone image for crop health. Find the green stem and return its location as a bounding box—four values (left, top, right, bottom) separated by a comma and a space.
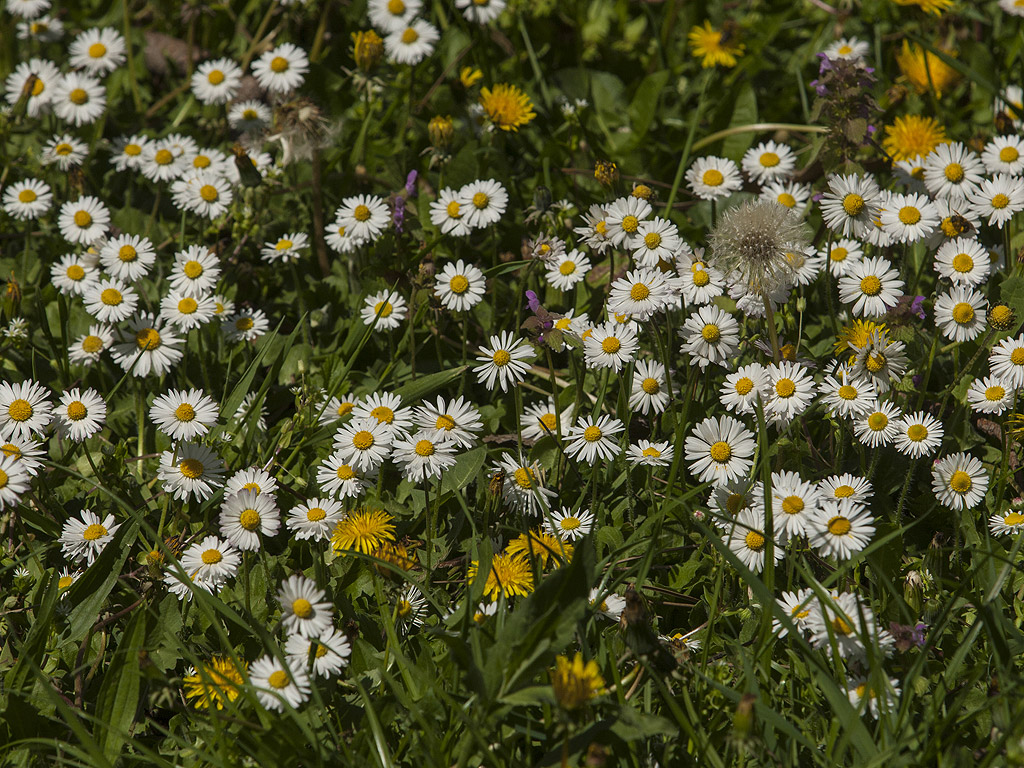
122, 0, 143, 113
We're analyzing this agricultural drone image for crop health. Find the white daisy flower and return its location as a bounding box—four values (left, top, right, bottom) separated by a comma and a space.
249, 655, 311, 711
806, 591, 875, 659
982, 135, 1024, 176
545, 250, 591, 291
823, 37, 869, 60
179, 535, 239, 587
818, 371, 877, 419
51, 71, 106, 126
807, 499, 874, 560
351, 391, 414, 437
157, 442, 226, 502
3, 178, 52, 220
838, 256, 904, 318
336, 194, 390, 242
767, 470, 822, 539
685, 156, 743, 201
934, 237, 990, 286
968, 174, 1024, 228
0, 380, 51, 441
251, 43, 309, 94
69, 325, 114, 366
316, 452, 376, 499
68, 27, 126, 74
680, 304, 740, 370
41, 134, 88, 170
629, 359, 670, 415
492, 453, 556, 516
51, 254, 100, 300
0, 436, 44, 476
411, 395, 482, 448
741, 140, 796, 183
191, 58, 243, 104
631, 217, 681, 267
149, 389, 219, 441
54, 388, 106, 442
3, 57, 61, 118
458, 179, 507, 229
392, 431, 458, 482
765, 361, 816, 427
160, 289, 216, 331
626, 439, 673, 467
990, 333, 1024, 389
853, 401, 903, 447
224, 308, 270, 343
59, 510, 119, 565
850, 329, 909, 393
574, 204, 614, 253
168, 245, 221, 294
228, 99, 272, 132
589, 588, 626, 621
773, 587, 815, 638
879, 192, 938, 244
286, 497, 345, 541
608, 268, 673, 319
82, 278, 137, 324
98, 234, 155, 283
332, 416, 393, 472
16, 14, 63, 41
966, 375, 1014, 415
565, 414, 624, 463
109, 134, 150, 172
171, 172, 233, 219
820, 238, 864, 277
361, 290, 407, 330
820, 174, 882, 238
893, 411, 944, 459
818, 473, 872, 505
0, 453, 31, 511
140, 141, 189, 182
325, 221, 367, 253
603, 195, 652, 248
261, 232, 308, 264
429, 187, 472, 237
720, 363, 770, 416
677, 257, 725, 307
923, 142, 984, 201
582, 321, 638, 372
931, 452, 989, 511
473, 331, 533, 392
521, 399, 572, 442
278, 574, 333, 638
224, 468, 278, 498
111, 313, 184, 378
934, 286, 987, 343
783, 247, 824, 287
847, 676, 901, 719
545, 507, 595, 541
760, 179, 812, 217
368, 0, 422, 33
724, 508, 783, 573
57, 195, 110, 244
989, 505, 1024, 536
285, 627, 351, 678
456, 0, 504, 23
434, 259, 486, 311
685, 415, 756, 487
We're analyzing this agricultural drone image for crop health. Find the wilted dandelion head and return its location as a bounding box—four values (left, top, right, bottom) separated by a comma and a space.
708, 199, 809, 297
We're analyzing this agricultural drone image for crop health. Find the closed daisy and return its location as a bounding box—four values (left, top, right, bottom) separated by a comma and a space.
392, 432, 458, 482
680, 305, 740, 370
565, 414, 624, 463
629, 359, 670, 415
820, 174, 881, 238
54, 388, 106, 442
766, 361, 816, 426
58, 196, 110, 244
934, 286, 987, 342
545, 250, 592, 291
111, 313, 184, 377
361, 290, 407, 330
968, 174, 1024, 228
336, 194, 390, 242
458, 179, 507, 229
0, 380, 52, 440
191, 58, 243, 104
583, 321, 638, 372
434, 259, 486, 311
51, 71, 106, 126
742, 141, 797, 183
249, 655, 311, 712
931, 452, 989, 511
967, 376, 1014, 414
990, 334, 1024, 388
807, 500, 874, 560
838, 256, 904, 318
720, 363, 770, 415
287, 497, 346, 541
685, 415, 756, 486
157, 442, 226, 502
853, 401, 903, 447
3, 178, 52, 220
252, 42, 309, 93
473, 331, 533, 392
893, 411, 944, 458
626, 439, 674, 467
59, 510, 119, 565
545, 507, 595, 541
934, 237, 990, 286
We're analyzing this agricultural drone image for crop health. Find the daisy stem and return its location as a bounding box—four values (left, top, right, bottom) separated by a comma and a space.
654, 318, 675, 431
1004, 224, 1013, 272
135, 383, 146, 482
121, 0, 143, 114
995, 395, 1017, 509
894, 459, 919, 528
593, 367, 611, 417
289, 261, 311, 347
514, 384, 524, 456
243, 551, 252, 615
761, 293, 782, 363
424, 481, 433, 574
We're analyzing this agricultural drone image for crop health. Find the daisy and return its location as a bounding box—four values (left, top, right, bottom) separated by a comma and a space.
565, 414, 624, 463
160, 290, 216, 331
433, 259, 486, 311
111, 313, 184, 377
492, 453, 557, 516
51, 71, 106, 126
54, 388, 106, 442
934, 238, 990, 286
191, 58, 243, 104
392, 431, 458, 482
16, 14, 63, 41
838, 256, 904, 318
603, 195, 652, 248
685, 415, 756, 486
853, 401, 903, 447
820, 174, 882, 238
783, 247, 824, 287
806, 592, 873, 659
228, 99, 272, 132
773, 587, 815, 638
818, 371, 877, 419
172, 172, 233, 219
934, 286, 987, 342
69, 325, 114, 365
0, 380, 51, 441
968, 174, 1024, 228
767, 470, 822, 539
0, 453, 31, 511
351, 391, 414, 436
521, 399, 572, 441
685, 156, 743, 200
473, 331, 533, 392
823, 37, 869, 60
932, 452, 989, 511
412, 395, 482, 448
989, 504, 1024, 536
847, 676, 901, 719
632, 217, 681, 267
179, 535, 239, 586
361, 290, 407, 330
150, 389, 219, 441
261, 232, 308, 264
850, 329, 909, 393
545, 507, 594, 541
967, 376, 1015, 415
6, 57, 61, 118
626, 439, 674, 467
429, 188, 472, 237
287, 497, 346, 541
394, 585, 427, 628
820, 238, 864, 278
368, 0, 421, 33
719, 363, 769, 416
990, 334, 1024, 389
58, 196, 110, 245
742, 141, 796, 183
249, 655, 311, 711
69, 27, 126, 74
109, 134, 150, 172
819, 473, 872, 505
982, 135, 1024, 176
879, 192, 938, 243
317, 452, 376, 499
765, 361, 816, 426
590, 588, 626, 621
252, 43, 309, 94
167, 246, 219, 296
629, 359, 670, 415
760, 179, 812, 218
285, 627, 351, 679
583, 322, 638, 372
336, 194, 390, 242
574, 204, 614, 253
140, 141, 189, 182
724, 508, 783, 573
157, 442, 226, 502
316, 392, 360, 426
224, 308, 270, 343
679, 305, 740, 370
458, 179, 507, 229
332, 417, 393, 472
677, 258, 725, 307
893, 411, 944, 458
608, 269, 672, 319
456, 0, 504, 23
59, 509, 119, 565
807, 500, 875, 560
99, 234, 156, 283
41, 134, 88, 170
3, 178, 52, 220
545, 250, 592, 291
923, 142, 984, 201
0, 436, 44, 476
278, 574, 333, 638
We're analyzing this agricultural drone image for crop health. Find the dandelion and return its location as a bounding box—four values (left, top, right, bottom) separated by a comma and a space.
896, 41, 958, 97
183, 657, 247, 710
468, 553, 534, 600
331, 508, 396, 555
688, 20, 745, 68
479, 83, 536, 132
882, 115, 947, 162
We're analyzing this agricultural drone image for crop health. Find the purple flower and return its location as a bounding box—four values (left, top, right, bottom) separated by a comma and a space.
910, 295, 926, 319
526, 290, 541, 313
405, 170, 418, 198
392, 199, 405, 233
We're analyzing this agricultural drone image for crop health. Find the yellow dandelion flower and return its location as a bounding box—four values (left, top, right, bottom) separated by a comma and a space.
479, 84, 536, 132
882, 115, 948, 161
550, 652, 605, 710
892, 0, 954, 14
896, 41, 959, 98
460, 66, 483, 88
835, 319, 886, 360
505, 529, 573, 569
468, 553, 535, 600
372, 540, 418, 575
688, 21, 745, 69
331, 508, 396, 555
351, 30, 384, 72
183, 657, 247, 710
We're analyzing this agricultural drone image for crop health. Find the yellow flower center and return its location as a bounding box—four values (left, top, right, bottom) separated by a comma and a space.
336, 465, 355, 480
66, 401, 87, 421
601, 337, 621, 354
952, 302, 974, 324
859, 275, 882, 296
135, 328, 161, 350
154, 149, 174, 165
992, 194, 1010, 210
952, 253, 973, 272
388, 0, 405, 12
352, 430, 375, 450
867, 412, 888, 431
337, 402, 354, 417
759, 152, 780, 168
830, 247, 849, 262
898, 206, 921, 225
267, 670, 289, 689
292, 598, 313, 618
630, 283, 650, 301
239, 509, 261, 530
1, 443, 21, 459
199, 185, 219, 202
56, 142, 75, 156
183, 260, 204, 278
834, 485, 854, 498
782, 496, 804, 515
513, 467, 534, 489
472, 192, 489, 209
644, 232, 662, 249
838, 44, 853, 55
832, 617, 853, 635
842, 193, 864, 216
775, 378, 796, 398
492, 349, 511, 366
582, 426, 602, 442
401, 28, 419, 44
944, 163, 964, 182
540, 413, 557, 430
641, 377, 660, 394
1004, 512, 1024, 526
353, 204, 371, 221
31, 78, 44, 96
82, 523, 107, 540
174, 403, 196, 422
307, 506, 327, 521
74, 210, 93, 228
985, 385, 1006, 401
595, 220, 608, 235
949, 470, 972, 493
560, 516, 580, 530
777, 192, 796, 208
81, 335, 103, 353
693, 269, 710, 286
124, 143, 141, 156
642, 446, 661, 457
88, 42, 107, 58
709, 440, 731, 462
906, 424, 928, 442
745, 531, 765, 551
7, 399, 32, 422
827, 516, 851, 536
270, 56, 289, 73
69, 88, 88, 105
118, 244, 137, 262
100, 288, 122, 306
449, 275, 469, 294
866, 352, 886, 372
621, 215, 640, 233
414, 439, 435, 456
701, 323, 720, 342
235, 317, 254, 331
207, 69, 225, 85
559, 261, 576, 275
178, 297, 198, 314
838, 385, 858, 400
1011, 348, 1024, 365
1000, 146, 1020, 163
702, 169, 724, 186
179, 458, 204, 479
201, 548, 221, 564
733, 377, 755, 396
373, 301, 393, 318
18, 189, 37, 202
446, 200, 461, 218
